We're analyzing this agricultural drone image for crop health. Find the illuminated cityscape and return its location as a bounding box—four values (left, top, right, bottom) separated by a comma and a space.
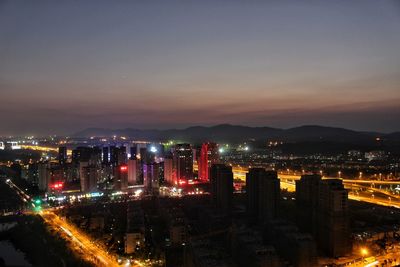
1, 1, 400, 267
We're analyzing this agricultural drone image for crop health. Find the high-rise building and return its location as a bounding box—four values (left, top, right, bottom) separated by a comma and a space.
296, 175, 350, 257
102, 146, 109, 164
109, 146, 127, 166
72, 147, 92, 164
317, 179, 350, 257
80, 165, 99, 192
129, 145, 137, 160
139, 147, 147, 162
199, 142, 219, 182
79, 161, 89, 191
143, 162, 160, 194
38, 162, 50, 191
258, 170, 280, 224
163, 154, 174, 185
114, 164, 128, 191
110, 146, 118, 165
58, 146, 67, 165
210, 164, 233, 214
246, 168, 280, 224
72, 146, 101, 166
117, 146, 127, 165
173, 144, 193, 183
127, 159, 138, 185
265, 220, 317, 267
296, 174, 321, 236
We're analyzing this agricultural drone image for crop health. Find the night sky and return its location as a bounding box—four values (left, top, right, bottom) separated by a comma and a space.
1, 0, 400, 135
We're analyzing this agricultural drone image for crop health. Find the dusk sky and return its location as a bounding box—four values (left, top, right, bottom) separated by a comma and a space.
1, 0, 400, 135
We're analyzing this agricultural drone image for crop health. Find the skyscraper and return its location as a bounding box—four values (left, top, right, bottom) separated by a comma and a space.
80, 165, 99, 192
317, 179, 350, 257
129, 145, 137, 160
110, 146, 118, 165
296, 175, 350, 257
173, 144, 193, 183
58, 146, 67, 165
109, 146, 127, 166
72, 146, 101, 166
246, 168, 280, 224
163, 153, 174, 185
143, 162, 160, 194
127, 158, 138, 185
102, 146, 109, 164
114, 164, 128, 191
210, 164, 233, 214
72, 147, 92, 164
199, 142, 219, 182
296, 174, 321, 236
79, 161, 89, 192
38, 162, 50, 191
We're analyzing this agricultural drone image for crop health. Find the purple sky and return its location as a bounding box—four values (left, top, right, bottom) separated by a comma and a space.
1, 0, 400, 135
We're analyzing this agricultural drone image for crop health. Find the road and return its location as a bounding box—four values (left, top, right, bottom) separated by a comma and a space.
5, 178, 124, 267
41, 210, 120, 267
229, 167, 400, 208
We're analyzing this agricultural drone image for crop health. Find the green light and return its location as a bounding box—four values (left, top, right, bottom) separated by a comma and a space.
34, 199, 41, 205
34, 206, 42, 212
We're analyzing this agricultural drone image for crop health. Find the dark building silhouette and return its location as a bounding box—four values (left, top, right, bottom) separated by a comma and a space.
139, 147, 148, 162
102, 146, 109, 164
58, 146, 67, 165
72, 146, 93, 163
110, 145, 118, 165
210, 164, 233, 214
265, 220, 317, 267
246, 168, 280, 224
296, 175, 350, 257
109, 146, 127, 166
296, 174, 321, 237
317, 179, 351, 257
117, 146, 127, 165
143, 162, 160, 194
129, 145, 137, 159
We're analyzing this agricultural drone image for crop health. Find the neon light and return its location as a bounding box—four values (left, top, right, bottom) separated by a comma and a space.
120, 165, 128, 172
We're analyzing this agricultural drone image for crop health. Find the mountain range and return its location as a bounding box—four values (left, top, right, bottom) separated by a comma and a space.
73, 124, 400, 146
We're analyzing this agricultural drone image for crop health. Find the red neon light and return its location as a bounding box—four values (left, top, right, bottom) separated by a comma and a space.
178, 179, 187, 185
51, 182, 64, 190
120, 166, 128, 172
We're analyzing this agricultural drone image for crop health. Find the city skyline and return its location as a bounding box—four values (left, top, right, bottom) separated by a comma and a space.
1, 0, 400, 135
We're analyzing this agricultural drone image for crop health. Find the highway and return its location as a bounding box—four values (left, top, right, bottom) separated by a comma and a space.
41, 210, 120, 267
20, 145, 72, 155
229, 166, 400, 208
4, 179, 123, 267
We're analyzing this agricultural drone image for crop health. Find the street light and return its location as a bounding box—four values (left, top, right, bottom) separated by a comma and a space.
338, 171, 341, 178
360, 247, 368, 257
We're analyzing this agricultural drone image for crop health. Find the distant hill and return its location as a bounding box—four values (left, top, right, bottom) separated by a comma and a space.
72, 124, 399, 146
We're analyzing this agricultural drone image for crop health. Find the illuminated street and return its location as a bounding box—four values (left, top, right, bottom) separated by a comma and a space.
41, 211, 120, 267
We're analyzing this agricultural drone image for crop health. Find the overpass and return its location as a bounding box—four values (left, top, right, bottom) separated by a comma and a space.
230, 166, 400, 209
